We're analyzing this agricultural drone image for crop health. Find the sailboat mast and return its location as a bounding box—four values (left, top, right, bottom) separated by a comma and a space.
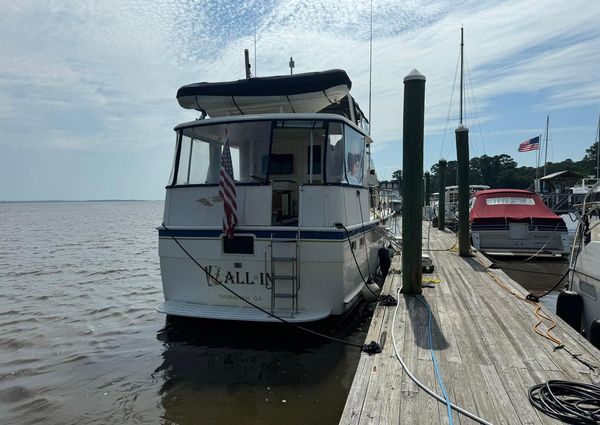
459, 27, 464, 125
368, 0, 373, 134
596, 114, 599, 179
543, 115, 549, 178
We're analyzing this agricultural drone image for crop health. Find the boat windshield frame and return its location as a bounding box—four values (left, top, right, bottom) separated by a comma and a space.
166, 113, 372, 189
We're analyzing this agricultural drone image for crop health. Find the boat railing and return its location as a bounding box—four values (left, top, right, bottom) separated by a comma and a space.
568, 180, 600, 275
297, 185, 303, 291
541, 193, 573, 213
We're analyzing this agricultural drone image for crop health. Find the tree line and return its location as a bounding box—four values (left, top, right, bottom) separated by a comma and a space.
384, 142, 598, 193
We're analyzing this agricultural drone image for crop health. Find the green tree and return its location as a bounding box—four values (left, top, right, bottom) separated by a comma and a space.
580, 142, 599, 176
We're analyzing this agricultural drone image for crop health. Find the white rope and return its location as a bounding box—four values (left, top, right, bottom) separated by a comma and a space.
390, 287, 494, 425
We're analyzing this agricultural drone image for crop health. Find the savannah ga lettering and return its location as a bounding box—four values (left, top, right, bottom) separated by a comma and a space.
203, 265, 272, 289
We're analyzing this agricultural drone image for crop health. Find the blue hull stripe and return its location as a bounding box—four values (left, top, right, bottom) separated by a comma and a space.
159, 223, 379, 240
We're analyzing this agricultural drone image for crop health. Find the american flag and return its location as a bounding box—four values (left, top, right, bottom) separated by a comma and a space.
518, 136, 540, 152
219, 136, 238, 238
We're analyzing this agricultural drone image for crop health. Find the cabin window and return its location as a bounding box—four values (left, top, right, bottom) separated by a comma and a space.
168, 132, 179, 185
307, 145, 322, 175
485, 197, 535, 206
269, 120, 325, 183
266, 154, 294, 174
326, 122, 345, 183
344, 127, 365, 186
173, 121, 271, 185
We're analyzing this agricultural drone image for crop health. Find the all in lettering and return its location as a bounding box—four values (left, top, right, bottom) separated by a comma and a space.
202, 265, 271, 289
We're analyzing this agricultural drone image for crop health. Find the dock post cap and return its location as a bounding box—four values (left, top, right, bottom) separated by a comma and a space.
455, 124, 469, 132
403, 69, 426, 82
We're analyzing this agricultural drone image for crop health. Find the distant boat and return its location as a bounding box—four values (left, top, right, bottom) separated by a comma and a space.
157, 69, 393, 323
557, 180, 600, 347
391, 195, 402, 213
470, 189, 569, 257
431, 185, 490, 228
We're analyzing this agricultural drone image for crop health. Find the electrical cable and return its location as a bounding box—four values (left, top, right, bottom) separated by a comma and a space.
525, 269, 570, 302
488, 263, 567, 277
529, 380, 600, 424
357, 190, 372, 277
474, 255, 566, 346
415, 295, 454, 425
521, 221, 563, 262
390, 287, 493, 425
335, 223, 380, 299
162, 224, 369, 351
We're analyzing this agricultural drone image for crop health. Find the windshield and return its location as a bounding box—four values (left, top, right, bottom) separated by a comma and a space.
169, 118, 367, 186
173, 121, 271, 185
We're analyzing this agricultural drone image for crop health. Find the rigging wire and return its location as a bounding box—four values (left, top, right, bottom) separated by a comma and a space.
464, 56, 487, 156
439, 50, 461, 161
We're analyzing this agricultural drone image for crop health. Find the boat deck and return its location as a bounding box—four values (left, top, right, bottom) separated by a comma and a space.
340, 221, 600, 424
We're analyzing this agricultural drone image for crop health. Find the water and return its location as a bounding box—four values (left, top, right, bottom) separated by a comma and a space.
487, 256, 569, 313
0, 201, 371, 425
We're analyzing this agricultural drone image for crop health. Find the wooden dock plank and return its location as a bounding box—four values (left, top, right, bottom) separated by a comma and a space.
339, 221, 600, 425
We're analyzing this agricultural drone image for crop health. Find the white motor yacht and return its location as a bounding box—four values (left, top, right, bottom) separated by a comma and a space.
157, 69, 393, 322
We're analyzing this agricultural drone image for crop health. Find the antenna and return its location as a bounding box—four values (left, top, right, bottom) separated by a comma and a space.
368, 0, 373, 134
253, 10, 257, 77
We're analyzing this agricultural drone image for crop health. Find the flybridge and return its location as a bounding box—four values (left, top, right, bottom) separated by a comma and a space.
175, 69, 367, 127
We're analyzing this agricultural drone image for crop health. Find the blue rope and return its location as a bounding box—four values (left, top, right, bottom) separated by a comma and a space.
416, 295, 454, 425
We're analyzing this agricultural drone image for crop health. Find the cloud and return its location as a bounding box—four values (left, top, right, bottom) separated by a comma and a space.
0, 0, 599, 198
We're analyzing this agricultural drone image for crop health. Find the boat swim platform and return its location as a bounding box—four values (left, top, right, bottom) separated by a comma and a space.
340, 221, 600, 425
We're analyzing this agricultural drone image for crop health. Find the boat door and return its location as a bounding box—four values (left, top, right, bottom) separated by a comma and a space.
269, 120, 326, 226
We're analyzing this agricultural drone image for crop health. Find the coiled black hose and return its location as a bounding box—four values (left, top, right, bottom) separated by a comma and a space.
529, 380, 600, 424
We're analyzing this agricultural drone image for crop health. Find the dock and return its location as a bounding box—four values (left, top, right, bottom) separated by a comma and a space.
340, 221, 600, 424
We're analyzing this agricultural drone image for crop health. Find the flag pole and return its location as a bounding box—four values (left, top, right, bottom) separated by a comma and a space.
535, 133, 541, 181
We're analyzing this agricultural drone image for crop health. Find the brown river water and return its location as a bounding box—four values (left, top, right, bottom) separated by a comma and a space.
0, 201, 372, 425
0, 202, 567, 424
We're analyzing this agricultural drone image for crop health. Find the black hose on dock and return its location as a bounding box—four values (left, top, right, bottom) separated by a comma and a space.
529, 380, 600, 424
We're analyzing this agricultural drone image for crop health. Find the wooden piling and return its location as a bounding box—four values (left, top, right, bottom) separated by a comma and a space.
401, 69, 426, 294
437, 159, 447, 230
455, 125, 470, 256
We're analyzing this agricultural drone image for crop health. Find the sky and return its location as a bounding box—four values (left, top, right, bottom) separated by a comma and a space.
1, 0, 599, 200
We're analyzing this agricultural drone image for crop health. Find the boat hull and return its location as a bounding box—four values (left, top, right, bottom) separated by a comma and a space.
158, 226, 383, 322
472, 225, 569, 257
570, 240, 600, 336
